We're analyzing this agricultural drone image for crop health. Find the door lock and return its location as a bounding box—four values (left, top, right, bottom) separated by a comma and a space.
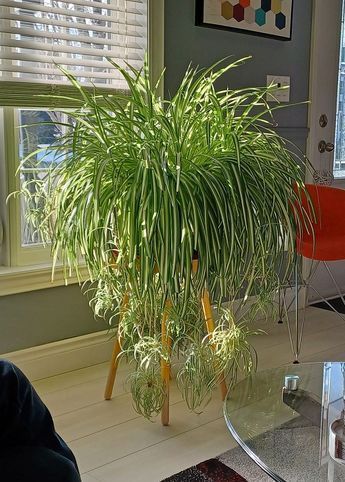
318, 140, 335, 153
319, 114, 328, 128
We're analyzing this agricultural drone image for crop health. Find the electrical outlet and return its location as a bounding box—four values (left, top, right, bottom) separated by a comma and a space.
266, 75, 290, 102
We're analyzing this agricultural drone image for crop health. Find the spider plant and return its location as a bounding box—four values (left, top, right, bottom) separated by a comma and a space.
18, 58, 311, 419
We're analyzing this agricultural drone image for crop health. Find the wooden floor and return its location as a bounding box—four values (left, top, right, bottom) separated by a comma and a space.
31, 306, 345, 482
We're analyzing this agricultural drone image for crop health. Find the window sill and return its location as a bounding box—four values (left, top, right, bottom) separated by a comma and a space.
0, 264, 89, 296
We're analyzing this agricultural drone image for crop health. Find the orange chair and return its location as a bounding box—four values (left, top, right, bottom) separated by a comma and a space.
296, 184, 345, 262
286, 184, 345, 362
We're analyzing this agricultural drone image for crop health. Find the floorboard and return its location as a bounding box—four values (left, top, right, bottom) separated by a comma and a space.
29, 307, 345, 482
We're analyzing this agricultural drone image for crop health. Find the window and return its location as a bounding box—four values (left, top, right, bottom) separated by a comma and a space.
0, 0, 164, 284
3, 106, 70, 266
19, 109, 68, 247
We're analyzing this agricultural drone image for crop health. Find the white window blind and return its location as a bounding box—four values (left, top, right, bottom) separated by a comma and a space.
0, 0, 147, 90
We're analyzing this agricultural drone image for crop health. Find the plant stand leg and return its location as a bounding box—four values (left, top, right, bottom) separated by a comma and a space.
201, 290, 228, 401
161, 301, 171, 426
104, 294, 129, 400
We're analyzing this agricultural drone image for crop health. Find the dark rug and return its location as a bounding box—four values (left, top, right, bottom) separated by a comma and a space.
311, 296, 345, 313
161, 457, 246, 482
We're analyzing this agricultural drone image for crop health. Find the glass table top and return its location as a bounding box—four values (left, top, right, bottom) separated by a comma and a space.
224, 363, 345, 482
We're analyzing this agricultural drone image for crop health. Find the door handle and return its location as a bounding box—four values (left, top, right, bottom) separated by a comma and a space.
318, 140, 335, 153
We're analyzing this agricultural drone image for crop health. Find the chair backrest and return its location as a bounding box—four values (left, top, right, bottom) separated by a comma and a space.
298, 184, 345, 236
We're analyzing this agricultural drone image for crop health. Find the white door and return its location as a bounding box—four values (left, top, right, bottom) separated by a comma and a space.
306, 0, 345, 302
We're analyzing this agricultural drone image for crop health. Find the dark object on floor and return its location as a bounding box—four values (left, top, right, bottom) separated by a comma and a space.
161, 458, 247, 481
0, 359, 81, 482
311, 296, 345, 314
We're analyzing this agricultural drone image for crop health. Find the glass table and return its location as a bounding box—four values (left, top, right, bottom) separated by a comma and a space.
224, 363, 345, 481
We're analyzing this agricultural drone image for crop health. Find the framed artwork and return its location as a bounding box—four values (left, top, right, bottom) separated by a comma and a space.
196, 0, 293, 41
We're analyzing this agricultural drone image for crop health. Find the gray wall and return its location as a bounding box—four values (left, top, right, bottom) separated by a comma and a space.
0, 284, 107, 353
164, 0, 313, 152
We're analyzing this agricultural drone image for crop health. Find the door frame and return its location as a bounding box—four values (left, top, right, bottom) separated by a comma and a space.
303, 0, 345, 304
306, 0, 343, 185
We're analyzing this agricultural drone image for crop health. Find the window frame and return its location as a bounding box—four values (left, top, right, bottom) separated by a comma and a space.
6, 106, 64, 266
0, 0, 164, 291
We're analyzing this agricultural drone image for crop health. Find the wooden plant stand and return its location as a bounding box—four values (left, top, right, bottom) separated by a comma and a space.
104, 259, 227, 426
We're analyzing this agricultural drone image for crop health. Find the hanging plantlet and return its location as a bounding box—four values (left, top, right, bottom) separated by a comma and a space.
129, 365, 166, 420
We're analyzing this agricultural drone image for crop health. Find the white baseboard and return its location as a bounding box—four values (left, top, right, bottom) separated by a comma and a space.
282, 285, 308, 312
1, 330, 115, 381
222, 286, 304, 322
0, 287, 301, 381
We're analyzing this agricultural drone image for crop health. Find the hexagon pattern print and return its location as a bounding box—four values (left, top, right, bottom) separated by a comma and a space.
197, 0, 293, 39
